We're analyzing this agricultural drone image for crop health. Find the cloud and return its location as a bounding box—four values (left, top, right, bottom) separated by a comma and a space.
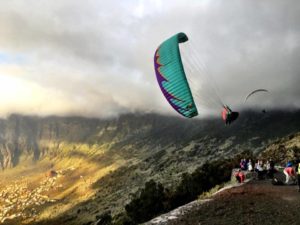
0, 0, 299, 118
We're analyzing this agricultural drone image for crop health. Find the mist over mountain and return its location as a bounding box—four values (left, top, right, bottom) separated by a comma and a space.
0, 110, 299, 225
0, 110, 299, 170
0, 1, 299, 224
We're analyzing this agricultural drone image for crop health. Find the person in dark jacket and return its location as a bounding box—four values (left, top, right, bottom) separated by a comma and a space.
267, 159, 277, 179
296, 161, 300, 192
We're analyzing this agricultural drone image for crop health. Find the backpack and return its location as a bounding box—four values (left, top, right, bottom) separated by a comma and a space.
272, 178, 284, 185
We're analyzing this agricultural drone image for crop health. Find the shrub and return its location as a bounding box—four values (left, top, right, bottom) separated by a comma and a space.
125, 180, 167, 223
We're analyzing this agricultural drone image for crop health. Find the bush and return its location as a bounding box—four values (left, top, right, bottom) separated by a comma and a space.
95, 211, 112, 225
122, 154, 249, 224
113, 212, 136, 225
125, 180, 167, 223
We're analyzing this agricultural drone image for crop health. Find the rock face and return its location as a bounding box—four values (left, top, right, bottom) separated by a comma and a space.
0, 110, 299, 170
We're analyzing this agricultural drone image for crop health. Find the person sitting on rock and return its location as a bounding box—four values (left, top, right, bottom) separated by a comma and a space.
235, 169, 245, 183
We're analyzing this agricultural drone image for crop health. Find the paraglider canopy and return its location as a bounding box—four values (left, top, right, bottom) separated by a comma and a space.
153, 32, 239, 125
244, 89, 270, 114
154, 32, 198, 118
244, 89, 269, 103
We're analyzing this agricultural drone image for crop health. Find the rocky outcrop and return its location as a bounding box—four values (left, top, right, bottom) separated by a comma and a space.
261, 132, 300, 164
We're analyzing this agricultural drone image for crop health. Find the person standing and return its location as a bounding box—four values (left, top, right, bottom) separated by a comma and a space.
296, 161, 300, 192
247, 159, 253, 172
255, 160, 264, 179
267, 159, 276, 179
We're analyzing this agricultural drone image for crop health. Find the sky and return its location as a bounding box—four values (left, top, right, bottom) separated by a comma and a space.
0, 0, 299, 118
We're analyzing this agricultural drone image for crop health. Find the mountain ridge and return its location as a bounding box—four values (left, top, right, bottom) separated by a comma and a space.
0, 110, 299, 224
0, 110, 299, 170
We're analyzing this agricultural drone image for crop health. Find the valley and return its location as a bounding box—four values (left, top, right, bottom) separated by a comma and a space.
0, 111, 299, 224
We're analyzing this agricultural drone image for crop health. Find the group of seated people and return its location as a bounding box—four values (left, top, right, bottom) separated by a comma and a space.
235, 158, 277, 182
234, 159, 300, 193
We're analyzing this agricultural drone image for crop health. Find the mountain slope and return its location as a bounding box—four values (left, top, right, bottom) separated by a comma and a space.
0, 110, 299, 225
160, 180, 300, 225
147, 132, 300, 225
1, 110, 299, 170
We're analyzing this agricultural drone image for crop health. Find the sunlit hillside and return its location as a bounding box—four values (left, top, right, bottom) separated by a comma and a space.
0, 110, 299, 224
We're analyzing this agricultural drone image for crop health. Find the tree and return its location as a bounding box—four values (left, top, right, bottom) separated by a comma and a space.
125, 180, 167, 223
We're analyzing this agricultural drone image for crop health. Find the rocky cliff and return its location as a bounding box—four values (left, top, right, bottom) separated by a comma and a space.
0, 110, 299, 225
0, 110, 299, 170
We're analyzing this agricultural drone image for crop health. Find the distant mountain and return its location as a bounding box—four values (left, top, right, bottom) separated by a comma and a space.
0, 110, 299, 170
0, 110, 299, 225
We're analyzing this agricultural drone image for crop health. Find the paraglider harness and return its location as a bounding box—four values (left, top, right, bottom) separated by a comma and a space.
224, 106, 232, 124
222, 105, 239, 125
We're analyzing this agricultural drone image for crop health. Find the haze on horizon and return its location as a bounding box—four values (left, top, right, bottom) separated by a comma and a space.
0, 0, 299, 119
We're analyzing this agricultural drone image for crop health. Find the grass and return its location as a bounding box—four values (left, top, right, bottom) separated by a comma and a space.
198, 181, 234, 200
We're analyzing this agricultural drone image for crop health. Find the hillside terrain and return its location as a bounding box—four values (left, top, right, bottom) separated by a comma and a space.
0, 110, 299, 224
159, 180, 300, 225
146, 132, 300, 225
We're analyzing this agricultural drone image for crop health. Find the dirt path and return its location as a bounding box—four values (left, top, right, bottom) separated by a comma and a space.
152, 180, 300, 225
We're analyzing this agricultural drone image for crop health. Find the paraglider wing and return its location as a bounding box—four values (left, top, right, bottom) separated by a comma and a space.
244, 89, 269, 102
154, 33, 198, 118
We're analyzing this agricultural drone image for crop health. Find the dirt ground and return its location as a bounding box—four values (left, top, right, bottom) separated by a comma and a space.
167, 180, 300, 225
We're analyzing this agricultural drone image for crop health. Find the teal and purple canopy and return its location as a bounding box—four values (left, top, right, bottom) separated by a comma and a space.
154, 33, 198, 118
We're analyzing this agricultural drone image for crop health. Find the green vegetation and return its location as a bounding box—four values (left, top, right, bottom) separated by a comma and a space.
125, 180, 167, 224
198, 183, 226, 200
0, 112, 299, 225
113, 153, 251, 224
261, 132, 300, 164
